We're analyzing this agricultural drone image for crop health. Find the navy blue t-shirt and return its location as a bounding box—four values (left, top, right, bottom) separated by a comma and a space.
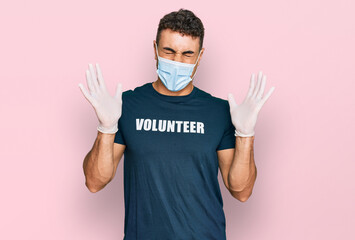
114, 82, 236, 240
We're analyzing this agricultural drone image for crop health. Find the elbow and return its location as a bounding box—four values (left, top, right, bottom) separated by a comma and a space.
238, 196, 250, 202
229, 187, 253, 202
85, 178, 111, 193
85, 181, 99, 193
83, 169, 113, 193
235, 193, 252, 203
239, 189, 255, 202
88, 188, 98, 193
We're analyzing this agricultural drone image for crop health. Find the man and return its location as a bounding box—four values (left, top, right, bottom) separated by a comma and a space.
79, 8, 275, 240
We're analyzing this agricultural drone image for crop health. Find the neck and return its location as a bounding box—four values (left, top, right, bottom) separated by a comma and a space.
152, 79, 194, 96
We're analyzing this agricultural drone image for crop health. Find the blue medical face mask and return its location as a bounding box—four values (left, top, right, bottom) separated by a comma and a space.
155, 42, 201, 92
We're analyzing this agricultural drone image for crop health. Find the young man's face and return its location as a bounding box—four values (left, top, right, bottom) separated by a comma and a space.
154, 28, 204, 76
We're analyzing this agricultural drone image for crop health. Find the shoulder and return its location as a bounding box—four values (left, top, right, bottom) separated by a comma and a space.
121, 83, 150, 100
195, 86, 230, 111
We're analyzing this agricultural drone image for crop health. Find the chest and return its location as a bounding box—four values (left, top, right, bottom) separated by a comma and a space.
120, 101, 225, 155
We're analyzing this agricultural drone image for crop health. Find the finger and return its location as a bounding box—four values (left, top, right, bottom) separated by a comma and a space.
227, 93, 238, 109
89, 63, 100, 93
260, 86, 275, 107
86, 70, 95, 93
78, 83, 96, 106
251, 70, 262, 99
96, 63, 107, 90
256, 75, 266, 100
115, 82, 123, 100
246, 73, 255, 99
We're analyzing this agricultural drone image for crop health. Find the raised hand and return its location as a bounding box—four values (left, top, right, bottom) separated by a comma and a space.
228, 71, 275, 137
78, 63, 123, 134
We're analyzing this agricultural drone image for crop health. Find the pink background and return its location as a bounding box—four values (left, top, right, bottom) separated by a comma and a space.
1, 0, 354, 239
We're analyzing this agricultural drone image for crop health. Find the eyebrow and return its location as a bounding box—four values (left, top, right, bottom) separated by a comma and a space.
163, 47, 195, 54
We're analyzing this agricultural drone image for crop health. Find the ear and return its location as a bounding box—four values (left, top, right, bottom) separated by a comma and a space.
153, 40, 157, 61
196, 47, 205, 67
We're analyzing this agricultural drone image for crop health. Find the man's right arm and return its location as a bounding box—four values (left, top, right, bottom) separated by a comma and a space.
79, 63, 125, 193
83, 131, 126, 193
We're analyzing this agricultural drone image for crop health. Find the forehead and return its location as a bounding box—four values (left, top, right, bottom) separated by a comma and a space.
159, 28, 200, 51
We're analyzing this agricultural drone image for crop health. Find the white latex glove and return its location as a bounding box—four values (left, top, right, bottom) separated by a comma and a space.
78, 63, 123, 134
228, 71, 275, 137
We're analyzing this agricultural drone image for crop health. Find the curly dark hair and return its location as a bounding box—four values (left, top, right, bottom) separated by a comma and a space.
156, 9, 205, 51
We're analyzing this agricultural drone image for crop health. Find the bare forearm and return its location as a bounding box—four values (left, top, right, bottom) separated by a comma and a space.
83, 131, 115, 192
228, 136, 256, 192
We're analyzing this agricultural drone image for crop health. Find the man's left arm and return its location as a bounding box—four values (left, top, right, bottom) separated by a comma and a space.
220, 71, 275, 202
217, 136, 257, 202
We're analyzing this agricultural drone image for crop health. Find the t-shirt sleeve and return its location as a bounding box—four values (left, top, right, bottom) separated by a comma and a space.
114, 117, 126, 145
216, 101, 236, 151
114, 90, 128, 146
